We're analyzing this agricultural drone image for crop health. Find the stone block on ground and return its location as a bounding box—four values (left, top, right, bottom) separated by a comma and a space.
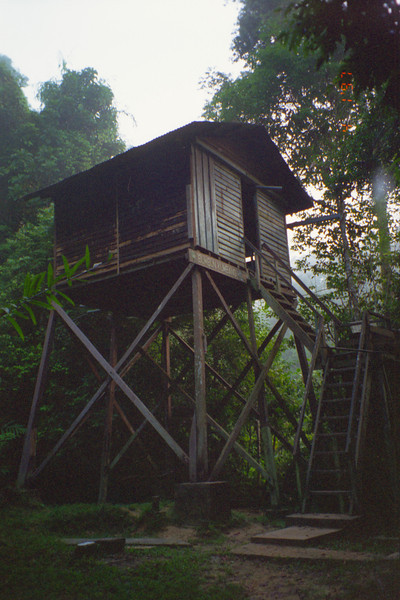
175, 481, 231, 522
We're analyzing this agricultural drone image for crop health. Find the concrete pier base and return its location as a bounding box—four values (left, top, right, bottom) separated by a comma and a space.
174, 481, 231, 522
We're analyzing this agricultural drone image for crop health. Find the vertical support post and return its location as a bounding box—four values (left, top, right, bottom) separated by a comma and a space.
17, 310, 56, 488
246, 287, 279, 507
98, 315, 117, 504
162, 318, 172, 426
294, 337, 318, 420
191, 267, 208, 481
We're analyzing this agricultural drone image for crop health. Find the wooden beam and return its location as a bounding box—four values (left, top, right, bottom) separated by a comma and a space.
169, 301, 242, 389
51, 302, 189, 465
110, 399, 159, 473
205, 270, 256, 360
17, 311, 56, 488
246, 288, 279, 506
217, 319, 283, 409
113, 263, 194, 374
293, 317, 325, 455
250, 275, 315, 353
265, 376, 310, 450
30, 324, 163, 481
30, 265, 192, 480
140, 348, 273, 484
209, 324, 288, 481
98, 317, 117, 504
162, 318, 172, 424
294, 338, 318, 419
192, 267, 208, 480
286, 213, 340, 229
109, 402, 162, 471
169, 328, 251, 408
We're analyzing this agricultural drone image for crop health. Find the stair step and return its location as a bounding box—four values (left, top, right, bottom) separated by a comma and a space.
285, 513, 362, 529
251, 526, 340, 547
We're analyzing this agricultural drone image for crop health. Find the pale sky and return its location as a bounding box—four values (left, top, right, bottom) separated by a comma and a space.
1, 0, 243, 147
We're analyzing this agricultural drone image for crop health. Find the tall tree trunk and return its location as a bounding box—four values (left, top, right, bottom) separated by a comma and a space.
373, 168, 392, 311
336, 195, 361, 319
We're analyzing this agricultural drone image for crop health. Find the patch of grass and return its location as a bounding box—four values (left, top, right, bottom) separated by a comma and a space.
0, 505, 247, 600
40, 503, 135, 536
126, 547, 245, 599
134, 502, 168, 534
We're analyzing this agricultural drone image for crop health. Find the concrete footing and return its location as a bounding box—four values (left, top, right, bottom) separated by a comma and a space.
174, 481, 231, 522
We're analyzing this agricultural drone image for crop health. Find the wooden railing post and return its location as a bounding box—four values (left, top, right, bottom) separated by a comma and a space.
293, 316, 325, 459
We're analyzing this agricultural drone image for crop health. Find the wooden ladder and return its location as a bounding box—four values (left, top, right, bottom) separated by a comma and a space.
302, 317, 371, 514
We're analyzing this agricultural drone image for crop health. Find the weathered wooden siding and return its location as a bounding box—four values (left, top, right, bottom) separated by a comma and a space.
55, 167, 189, 279
256, 190, 290, 279
213, 160, 246, 266
55, 185, 118, 277
192, 147, 218, 254
118, 183, 188, 268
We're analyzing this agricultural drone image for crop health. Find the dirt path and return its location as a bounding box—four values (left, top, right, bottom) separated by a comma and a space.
105, 510, 400, 599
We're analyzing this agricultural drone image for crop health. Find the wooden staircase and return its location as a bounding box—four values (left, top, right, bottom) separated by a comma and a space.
243, 238, 386, 517
302, 319, 371, 514
249, 276, 317, 353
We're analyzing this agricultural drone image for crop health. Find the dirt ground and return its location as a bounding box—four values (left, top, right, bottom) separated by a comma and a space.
106, 511, 400, 599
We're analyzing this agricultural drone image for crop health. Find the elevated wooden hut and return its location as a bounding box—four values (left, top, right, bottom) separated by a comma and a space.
31, 121, 311, 316
18, 121, 398, 517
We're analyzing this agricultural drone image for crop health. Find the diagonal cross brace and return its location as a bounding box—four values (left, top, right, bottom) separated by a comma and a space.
30, 265, 193, 480
52, 301, 189, 465
209, 323, 288, 481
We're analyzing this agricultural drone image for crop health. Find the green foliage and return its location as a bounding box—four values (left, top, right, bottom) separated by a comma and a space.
42, 503, 134, 535
0, 59, 125, 239
280, 0, 400, 113
204, 0, 400, 322
0, 58, 127, 495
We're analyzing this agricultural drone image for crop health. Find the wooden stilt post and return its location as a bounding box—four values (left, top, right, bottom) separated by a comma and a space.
17, 311, 56, 488
192, 267, 208, 481
246, 287, 279, 506
162, 318, 172, 426
98, 316, 117, 504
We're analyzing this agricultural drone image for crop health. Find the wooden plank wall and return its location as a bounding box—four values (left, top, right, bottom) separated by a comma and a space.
55, 186, 118, 277
256, 190, 290, 279
55, 167, 189, 280
192, 147, 218, 254
213, 160, 246, 266
118, 184, 188, 268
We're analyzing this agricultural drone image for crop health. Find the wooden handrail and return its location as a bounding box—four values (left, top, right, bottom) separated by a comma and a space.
243, 237, 342, 328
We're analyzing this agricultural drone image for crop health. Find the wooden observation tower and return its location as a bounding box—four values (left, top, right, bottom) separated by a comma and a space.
17, 122, 399, 516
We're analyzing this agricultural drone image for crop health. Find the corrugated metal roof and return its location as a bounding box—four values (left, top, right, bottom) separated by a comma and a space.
23, 121, 313, 213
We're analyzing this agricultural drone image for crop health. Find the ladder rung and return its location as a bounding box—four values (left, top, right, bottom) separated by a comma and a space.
322, 397, 351, 403
314, 450, 346, 455
326, 381, 353, 388
312, 469, 343, 474
309, 490, 352, 495
330, 366, 356, 373
317, 432, 347, 437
